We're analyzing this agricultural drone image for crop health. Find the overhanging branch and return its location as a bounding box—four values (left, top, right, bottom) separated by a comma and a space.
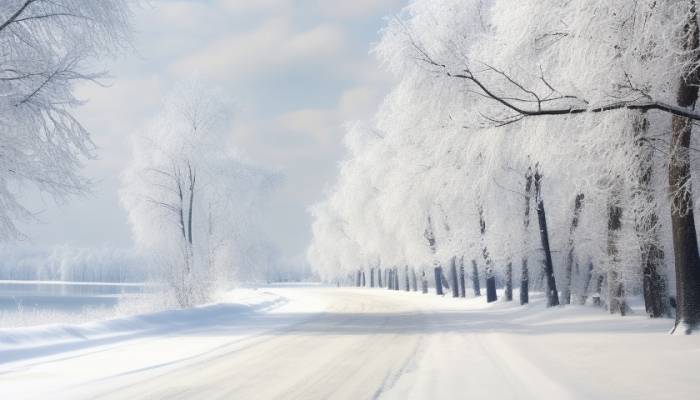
412, 39, 700, 122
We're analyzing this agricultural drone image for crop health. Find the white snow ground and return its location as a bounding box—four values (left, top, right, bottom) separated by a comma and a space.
1, 286, 699, 400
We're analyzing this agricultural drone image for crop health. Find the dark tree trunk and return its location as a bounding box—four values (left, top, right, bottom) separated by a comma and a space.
632, 115, 670, 318
670, 0, 700, 335
434, 266, 444, 295
607, 194, 627, 316
459, 258, 466, 298
521, 166, 534, 305
534, 167, 559, 307
177, 181, 187, 243
486, 277, 497, 303
562, 193, 585, 305
361, 271, 366, 287
643, 244, 668, 317
387, 269, 392, 290
670, 113, 700, 331
394, 267, 400, 291
450, 257, 459, 298
471, 260, 481, 296
478, 204, 497, 302
520, 257, 529, 305
405, 266, 410, 291
378, 267, 383, 288
411, 267, 418, 291
421, 270, 429, 294
370, 268, 375, 288
505, 261, 513, 301
356, 270, 361, 287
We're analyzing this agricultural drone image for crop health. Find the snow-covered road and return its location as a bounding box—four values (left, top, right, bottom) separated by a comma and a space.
1, 287, 699, 399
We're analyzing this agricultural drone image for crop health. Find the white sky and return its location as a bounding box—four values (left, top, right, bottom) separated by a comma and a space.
18, 0, 404, 266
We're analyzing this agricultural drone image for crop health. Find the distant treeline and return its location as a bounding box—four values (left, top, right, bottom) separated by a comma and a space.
0, 246, 148, 283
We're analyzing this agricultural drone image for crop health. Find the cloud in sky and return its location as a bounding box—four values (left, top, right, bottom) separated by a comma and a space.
217, 0, 404, 19
172, 18, 347, 80
21, 0, 405, 263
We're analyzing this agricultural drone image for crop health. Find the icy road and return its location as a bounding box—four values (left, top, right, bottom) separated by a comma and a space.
1, 287, 699, 400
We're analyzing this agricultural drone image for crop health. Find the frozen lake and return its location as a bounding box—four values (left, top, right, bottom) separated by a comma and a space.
0, 280, 148, 314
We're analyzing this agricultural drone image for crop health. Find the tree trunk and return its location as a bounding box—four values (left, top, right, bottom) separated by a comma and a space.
486, 277, 497, 303
505, 261, 513, 301
534, 167, 560, 307
370, 268, 375, 288
177, 181, 187, 243
394, 267, 400, 291
479, 204, 498, 303
434, 266, 444, 295
632, 115, 670, 318
421, 270, 429, 294
459, 258, 466, 298
378, 267, 383, 288
670, 113, 700, 332
471, 260, 481, 296
405, 266, 410, 291
593, 273, 605, 308
643, 243, 668, 317
520, 257, 529, 305
356, 270, 361, 287
668, 2, 700, 333
578, 261, 594, 305
411, 267, 418, 291
450, 257, 459, 297
607, 193, 627, 316
521, 166, 534, 305
186, 165, 195, 246
562, 193, 585, 305
361, 271, 366, 287
441, 268, 450, 291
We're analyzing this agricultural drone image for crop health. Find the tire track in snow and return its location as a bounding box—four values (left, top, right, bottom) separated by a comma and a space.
472, 332, 576, 400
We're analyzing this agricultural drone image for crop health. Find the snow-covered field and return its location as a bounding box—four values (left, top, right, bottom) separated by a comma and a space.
1, 286, 698, 400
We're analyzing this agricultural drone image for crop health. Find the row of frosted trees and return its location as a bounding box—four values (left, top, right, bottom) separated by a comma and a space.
309, 0, 700, 333
0, 246, 147, 283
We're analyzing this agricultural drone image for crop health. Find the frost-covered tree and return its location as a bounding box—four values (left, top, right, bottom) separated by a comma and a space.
397, 0, 699, 331
121, 80, 278, 307
0, 0, 133, 239
309, 0, 700, 334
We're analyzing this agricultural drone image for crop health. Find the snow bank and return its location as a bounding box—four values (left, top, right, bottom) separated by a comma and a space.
0, 289, 285, 364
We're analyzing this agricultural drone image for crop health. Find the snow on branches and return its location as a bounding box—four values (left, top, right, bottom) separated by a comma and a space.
309, 0, 700, 331
120, 80, 280, 307
0, 0, 133, 239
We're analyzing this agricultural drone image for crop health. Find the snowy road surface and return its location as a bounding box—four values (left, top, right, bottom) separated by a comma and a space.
1, 287, 699, 399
